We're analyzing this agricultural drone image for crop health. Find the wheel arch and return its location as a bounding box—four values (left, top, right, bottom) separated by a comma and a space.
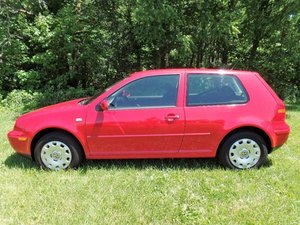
30, 128, 86, 161
217, 126, 272, 155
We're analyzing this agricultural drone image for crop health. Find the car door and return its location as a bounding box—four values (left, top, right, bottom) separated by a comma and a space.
181, 73, 249, 156
85, 74, 185, 157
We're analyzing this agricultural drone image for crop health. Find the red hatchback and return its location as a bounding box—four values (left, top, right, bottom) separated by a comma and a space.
8, 69, 290, 170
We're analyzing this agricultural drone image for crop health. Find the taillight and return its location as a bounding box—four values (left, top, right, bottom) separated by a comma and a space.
273, 107, 286, 121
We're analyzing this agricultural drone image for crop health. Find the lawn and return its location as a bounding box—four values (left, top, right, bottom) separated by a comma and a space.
0, 106, 299, 225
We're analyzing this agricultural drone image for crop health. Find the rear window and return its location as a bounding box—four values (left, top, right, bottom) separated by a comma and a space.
187, 74, 248, 106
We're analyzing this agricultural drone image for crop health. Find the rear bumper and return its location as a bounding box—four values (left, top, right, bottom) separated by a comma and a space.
270, 121, 290, 149
7, 130, 31, 156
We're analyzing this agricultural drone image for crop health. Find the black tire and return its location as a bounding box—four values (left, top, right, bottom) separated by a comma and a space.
34, 131, 84, 170
217, 131, 268, 169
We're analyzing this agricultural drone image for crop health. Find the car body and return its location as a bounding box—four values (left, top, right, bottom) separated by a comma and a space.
8, 69, 290, 170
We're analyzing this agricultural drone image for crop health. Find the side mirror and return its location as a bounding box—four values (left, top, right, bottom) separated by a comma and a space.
100, 100, 109, 111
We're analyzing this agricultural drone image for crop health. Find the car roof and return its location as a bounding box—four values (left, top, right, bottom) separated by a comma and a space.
130, 68, 258, 78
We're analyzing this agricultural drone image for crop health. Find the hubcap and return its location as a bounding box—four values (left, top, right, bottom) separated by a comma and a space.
41, 141, 72, 170
229, 138, 261, 169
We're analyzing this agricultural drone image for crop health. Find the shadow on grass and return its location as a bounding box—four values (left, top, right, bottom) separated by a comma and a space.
5, 153, 273, 172
4, 153, 38, 170
80, 157, 272, 173
80, 158, 222, 172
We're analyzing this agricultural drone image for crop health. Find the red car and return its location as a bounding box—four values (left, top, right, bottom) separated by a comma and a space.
8, 69, 290, 170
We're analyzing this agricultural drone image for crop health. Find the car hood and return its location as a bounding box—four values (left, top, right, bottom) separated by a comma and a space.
19, 98, 86, 119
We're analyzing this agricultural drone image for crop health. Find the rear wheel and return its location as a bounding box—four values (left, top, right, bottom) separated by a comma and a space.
218, 131, 268, 169
34, 132, 83, 170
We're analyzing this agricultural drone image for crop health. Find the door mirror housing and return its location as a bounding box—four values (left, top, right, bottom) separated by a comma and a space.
100, 100, 109, 111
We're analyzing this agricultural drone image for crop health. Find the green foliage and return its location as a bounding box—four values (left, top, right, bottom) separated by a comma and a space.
0, 89, 40, 112
0, 0, 299, 110
34, 85, 96, 108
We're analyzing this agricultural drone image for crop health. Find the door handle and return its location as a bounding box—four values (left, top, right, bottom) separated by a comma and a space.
165, 114, 180, 122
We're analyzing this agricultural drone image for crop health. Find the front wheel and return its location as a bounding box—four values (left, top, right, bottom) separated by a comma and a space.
218, 131, 268, 169
34, 132, 84, 170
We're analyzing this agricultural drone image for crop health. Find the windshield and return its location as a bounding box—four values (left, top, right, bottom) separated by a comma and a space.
80, 91, 104, 105
80, 79, 125, 105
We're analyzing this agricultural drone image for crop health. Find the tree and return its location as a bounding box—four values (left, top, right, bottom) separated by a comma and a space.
0, 0, 299, 109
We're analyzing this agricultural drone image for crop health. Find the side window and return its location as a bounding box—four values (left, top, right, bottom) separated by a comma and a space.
107, 75, 179, 109
187, 74, 248, 106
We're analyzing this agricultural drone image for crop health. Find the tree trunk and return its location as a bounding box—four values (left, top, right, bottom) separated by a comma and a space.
248, 0, 271, 67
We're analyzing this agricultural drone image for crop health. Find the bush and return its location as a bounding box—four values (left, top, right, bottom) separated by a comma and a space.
34, 86, 97, 108
0, 90, 41, 113
1, 86, 99, 113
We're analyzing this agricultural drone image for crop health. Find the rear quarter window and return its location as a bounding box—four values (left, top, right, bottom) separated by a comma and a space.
187, 74, 248, 106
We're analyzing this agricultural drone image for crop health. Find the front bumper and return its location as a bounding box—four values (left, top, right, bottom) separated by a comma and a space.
7, 130, 31, 156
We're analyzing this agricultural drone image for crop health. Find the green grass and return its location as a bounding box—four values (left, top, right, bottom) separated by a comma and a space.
0, 106, 299, 225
